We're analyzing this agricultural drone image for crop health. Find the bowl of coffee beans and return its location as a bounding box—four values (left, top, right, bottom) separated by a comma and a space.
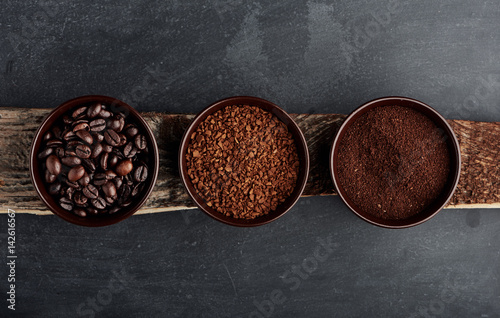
30, 95, 159, 226
179, 96, 309, 227
330, 97, 461, 228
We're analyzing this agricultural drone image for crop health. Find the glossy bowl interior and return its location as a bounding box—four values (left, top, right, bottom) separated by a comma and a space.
30, 95, 159, 227
179, 96, 310, 227
330, 96, 461, 228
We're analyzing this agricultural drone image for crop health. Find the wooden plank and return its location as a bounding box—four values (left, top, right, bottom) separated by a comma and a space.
0, 107, 498, 215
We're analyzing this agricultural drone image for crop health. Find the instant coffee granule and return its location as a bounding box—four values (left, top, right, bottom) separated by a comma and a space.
337, 105, 450, 220
186, 105, 299, 219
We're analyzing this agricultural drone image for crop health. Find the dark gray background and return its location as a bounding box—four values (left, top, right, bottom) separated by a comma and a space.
1, 0, 499, 317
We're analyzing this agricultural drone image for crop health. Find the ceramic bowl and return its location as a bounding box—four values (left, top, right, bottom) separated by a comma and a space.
179, 96, 309, 227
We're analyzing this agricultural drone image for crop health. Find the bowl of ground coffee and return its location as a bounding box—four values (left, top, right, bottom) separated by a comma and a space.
330, 97, 460, 228
30, 95, 159, 226
179, 96, 309, 227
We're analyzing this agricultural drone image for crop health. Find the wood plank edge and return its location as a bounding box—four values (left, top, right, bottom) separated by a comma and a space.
2, 202, 499, 215
0, 206, 198, 215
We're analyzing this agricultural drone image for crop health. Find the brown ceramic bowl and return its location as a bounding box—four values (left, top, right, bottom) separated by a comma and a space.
179, 96, 309, 227
330, 96, 461, 228
30, 95, 159, 227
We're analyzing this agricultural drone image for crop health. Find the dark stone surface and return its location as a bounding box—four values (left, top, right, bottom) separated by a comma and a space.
1, 0, 499, 317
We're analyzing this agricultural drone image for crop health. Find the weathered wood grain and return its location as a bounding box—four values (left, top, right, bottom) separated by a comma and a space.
0, 107, 498, 215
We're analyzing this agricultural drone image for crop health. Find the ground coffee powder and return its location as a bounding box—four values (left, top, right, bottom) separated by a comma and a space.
337, 105, 450, 220
186, 105, 299, 219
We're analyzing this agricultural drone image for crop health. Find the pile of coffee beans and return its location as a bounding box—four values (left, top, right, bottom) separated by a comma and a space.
337, 105, 450, 220
38, 103, 151, 217
186, 105, 299, 219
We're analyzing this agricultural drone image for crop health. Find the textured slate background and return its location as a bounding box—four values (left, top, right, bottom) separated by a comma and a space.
1, 0, 500, 317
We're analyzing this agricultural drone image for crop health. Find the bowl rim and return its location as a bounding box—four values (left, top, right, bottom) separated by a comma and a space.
178, 96, 310, 227
29, 95, 160, 227
329, 96, 461, 229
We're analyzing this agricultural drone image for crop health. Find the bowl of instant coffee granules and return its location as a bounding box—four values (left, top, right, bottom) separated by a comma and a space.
30, 95, 159, 227
330, 97, 461, 228
179, 96, 309, 227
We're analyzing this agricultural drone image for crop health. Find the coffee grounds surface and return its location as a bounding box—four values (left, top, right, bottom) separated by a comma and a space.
337, 105, 450, 220
186, 105, 299, 219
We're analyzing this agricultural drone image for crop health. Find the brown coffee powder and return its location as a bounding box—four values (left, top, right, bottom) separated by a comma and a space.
337, 105, 450, 220
186, 105, 299, 219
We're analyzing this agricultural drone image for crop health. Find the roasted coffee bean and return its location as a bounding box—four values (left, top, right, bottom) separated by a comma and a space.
99, 109, 113, 118
74, 192, 88, 206
68, 165, 85, 182
76, 130, 93, 145
81, 158, 96, 172
64, 176, 80, 188
63, 115, 73, 125
105, 170, 117, 180
131, 183, 144, 197
109, 206, 121, 214
62, 130, 76, 141
107, 117, 122, 131
48, 182, 61, 195
61, 156, 81, 167
134, 134, 147, 150
102, 143, 113, 153
117, 184, 131, 202
100, 152, 109, 170
87, 103, 102, 118
59, 197, 74, 211
124, 174, 133, 184
91, 196, 107, 209
117, 115, 125, 132
89, 118, 106, 131
46, 139, 63, 147
45, 170, 57, 183
125, 125, 138, 138
108, 115, 125, 132
92, 132, 104, 143
123, 142, 137, 158
83, 184, 99, 199
46, 154, 62, 175
93, 173, 107, 186
66, 186, 75, 200
38, 147, 53, 159
78, 171, 90, 187
112, 147, 124, 158
118, 134, 127, 147
75, 144, 91, 158
72, 106, 88, 119
52, 126, 62, 139
87, 207, 99, 215
120, 199, 132, 207
115, 159, 133, 176
134, 165, 148, 182
66, 140, 81, 148
73, 122, 89, 132
91, 143, 103, 159
104, 129, 120, 146
114, 177, 123, 189
43, 131, 53, 141
65, 149, 78, 157
105, 196, 115, 205
108, 153, 119, 167
102, 181, 117, 198
74, 208, 87, 217
55, 147, 65, 157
